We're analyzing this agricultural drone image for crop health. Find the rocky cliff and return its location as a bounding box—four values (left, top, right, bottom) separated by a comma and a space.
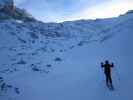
0, 0, 35, 22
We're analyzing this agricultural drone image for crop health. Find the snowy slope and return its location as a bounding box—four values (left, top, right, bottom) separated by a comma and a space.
0, 10, 133, 100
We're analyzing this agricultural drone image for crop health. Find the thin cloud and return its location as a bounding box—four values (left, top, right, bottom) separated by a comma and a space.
14, 0, 133, 22
56, 0, 133, 22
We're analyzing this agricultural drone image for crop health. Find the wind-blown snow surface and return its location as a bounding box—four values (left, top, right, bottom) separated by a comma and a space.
0, 11, 133, 100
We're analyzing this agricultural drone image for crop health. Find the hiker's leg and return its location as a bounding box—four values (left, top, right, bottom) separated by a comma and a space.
105, 75, 109, 85
109, 74, 112, 85
108, 75, 114, 90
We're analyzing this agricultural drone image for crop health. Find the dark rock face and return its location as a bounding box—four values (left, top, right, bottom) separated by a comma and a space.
0, 0, 14, 10
0, 0, 15, 19
126, 10, 133, 14
0, 0, 35, 22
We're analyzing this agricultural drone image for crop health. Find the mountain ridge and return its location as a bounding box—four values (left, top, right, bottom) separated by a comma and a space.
0, 2, 133, 100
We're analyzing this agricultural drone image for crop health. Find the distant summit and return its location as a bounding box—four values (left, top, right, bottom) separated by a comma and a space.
0, 0, 35, 22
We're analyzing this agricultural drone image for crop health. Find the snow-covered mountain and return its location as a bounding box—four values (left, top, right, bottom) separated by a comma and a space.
0, 3, 133, 100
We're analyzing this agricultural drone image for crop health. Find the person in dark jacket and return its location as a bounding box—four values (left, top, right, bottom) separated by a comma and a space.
101, 60, 114, 86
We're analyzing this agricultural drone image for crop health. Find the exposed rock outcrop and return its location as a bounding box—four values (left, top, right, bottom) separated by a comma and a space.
0, 0, 35, 22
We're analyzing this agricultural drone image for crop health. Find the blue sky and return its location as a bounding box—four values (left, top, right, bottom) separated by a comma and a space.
14, 0, 133, 22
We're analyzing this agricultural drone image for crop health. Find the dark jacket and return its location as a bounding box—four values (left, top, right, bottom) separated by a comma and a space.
101, 63, 114, 75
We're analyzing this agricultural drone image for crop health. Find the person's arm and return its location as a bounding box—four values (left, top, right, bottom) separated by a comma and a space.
111, 63, 114, 67
101, 62, 104, 68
